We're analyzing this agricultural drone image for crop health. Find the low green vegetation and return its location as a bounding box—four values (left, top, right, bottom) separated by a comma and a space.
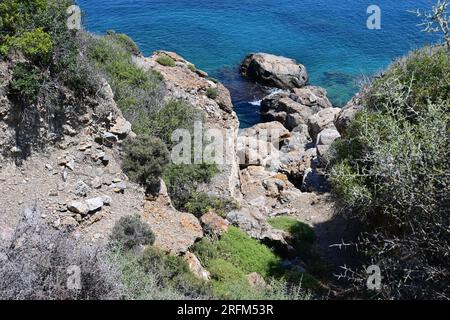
110, 215, 155, 250
86, 35, 163, 118
10, 63, 43, 103
206, 87, 219, 99
122, 135, 170, 192
185, 192, 239, 218
111, 244, 211, 300
156, 55, 176, 67
106, 30, 141, 55
329, 46, 450, 299
268, 217, 315, 254
163, 163, 218, 211
6, 28, 53, 62
192, 227, 317, 299
188, 64, 197, 72
133, 100, 204, 146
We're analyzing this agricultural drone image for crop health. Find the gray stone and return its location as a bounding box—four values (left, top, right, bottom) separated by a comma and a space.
317, 128, 341, 146
85, 197, 104, 212
241, 53, 308, 89
74, 181, 91, 197
101, 195, 112, 206
308, 107, 341, 142
67, 201, 88, 215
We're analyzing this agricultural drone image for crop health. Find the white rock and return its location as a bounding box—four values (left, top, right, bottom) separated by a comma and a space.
86, 197, 104, 212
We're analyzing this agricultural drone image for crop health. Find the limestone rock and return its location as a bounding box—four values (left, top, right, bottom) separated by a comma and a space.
184, 252, 210, 281
85, 197, 104, 212
67, 201, 88, 215
317, 128, 341, 146
308, 107, 341, 143
241, 53, 308, 89
247, 272, 266, 288
142, 181, 203, 255
110, 117, 132, 138
226, 207, 287, 244
74, 180, 91, 197
261, 86, 332, 132
200, 211, 229, 236
290, 86, 332, 110
335, 96, 363, 135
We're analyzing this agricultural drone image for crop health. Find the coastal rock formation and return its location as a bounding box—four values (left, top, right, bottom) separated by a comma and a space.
334, 94, 363, 135
240, 53, 308, 89
261, 86, 332, 132
308, 107, 341, 143
134, 51, 242, 200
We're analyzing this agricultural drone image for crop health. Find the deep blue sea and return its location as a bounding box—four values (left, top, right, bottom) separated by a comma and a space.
77, 0, 438, 127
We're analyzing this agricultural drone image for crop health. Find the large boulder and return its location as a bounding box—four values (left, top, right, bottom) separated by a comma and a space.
226, 207, 287, 243
240, 53, 308, 89
290, 86, 332, 110
142, 180, 203, 255
200, 211, 229, 236
261, 86, 332, 132
316, 127, 341, 160
335, 96, 363, 135
308, 107, 341, 143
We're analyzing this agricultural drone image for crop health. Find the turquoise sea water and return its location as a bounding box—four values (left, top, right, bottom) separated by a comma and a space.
77, 0, 437, 127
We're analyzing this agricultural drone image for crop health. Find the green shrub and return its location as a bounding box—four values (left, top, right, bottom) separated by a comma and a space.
106, 30, 141, 55
110, 215, 155, 250
185, 192, 239, 218
133, 100, 204, 147
268, 217, 315, 253
329, 46, 450, 299
193, 229, 315, 299
206, 87, 219, 99
163, 163, 218, 211
87, 35, 164, 118
122, 135, 170, 192
138, 247, 212, 298
9, 28, 52, 62
188, 64, 196, 72
10, 62, 43, 103
156, 55, 176, 67
363, 46, 450, 119
207, 76, 219, 84
111, 248, 210, 300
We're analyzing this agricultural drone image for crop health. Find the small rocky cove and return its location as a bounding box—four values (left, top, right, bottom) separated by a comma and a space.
0, 47, 360, 292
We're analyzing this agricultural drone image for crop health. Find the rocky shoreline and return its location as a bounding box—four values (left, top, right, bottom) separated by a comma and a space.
0, 48, 359, 281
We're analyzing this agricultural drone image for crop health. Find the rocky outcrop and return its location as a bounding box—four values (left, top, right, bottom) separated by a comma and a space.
133, 51, 241, 201
240, 53, 308, 89
200, 211, 229, 236
261, 86, 332, 132
334, 95, 363, 135
142, 180, 203, 255
308, 107, 341, 143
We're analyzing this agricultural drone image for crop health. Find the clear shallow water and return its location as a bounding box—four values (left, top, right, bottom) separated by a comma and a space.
78, 0, 437, 127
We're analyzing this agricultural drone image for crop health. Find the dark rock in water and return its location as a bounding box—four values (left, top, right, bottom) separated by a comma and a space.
322, 71, 356, 86
240, 53, 308, 89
